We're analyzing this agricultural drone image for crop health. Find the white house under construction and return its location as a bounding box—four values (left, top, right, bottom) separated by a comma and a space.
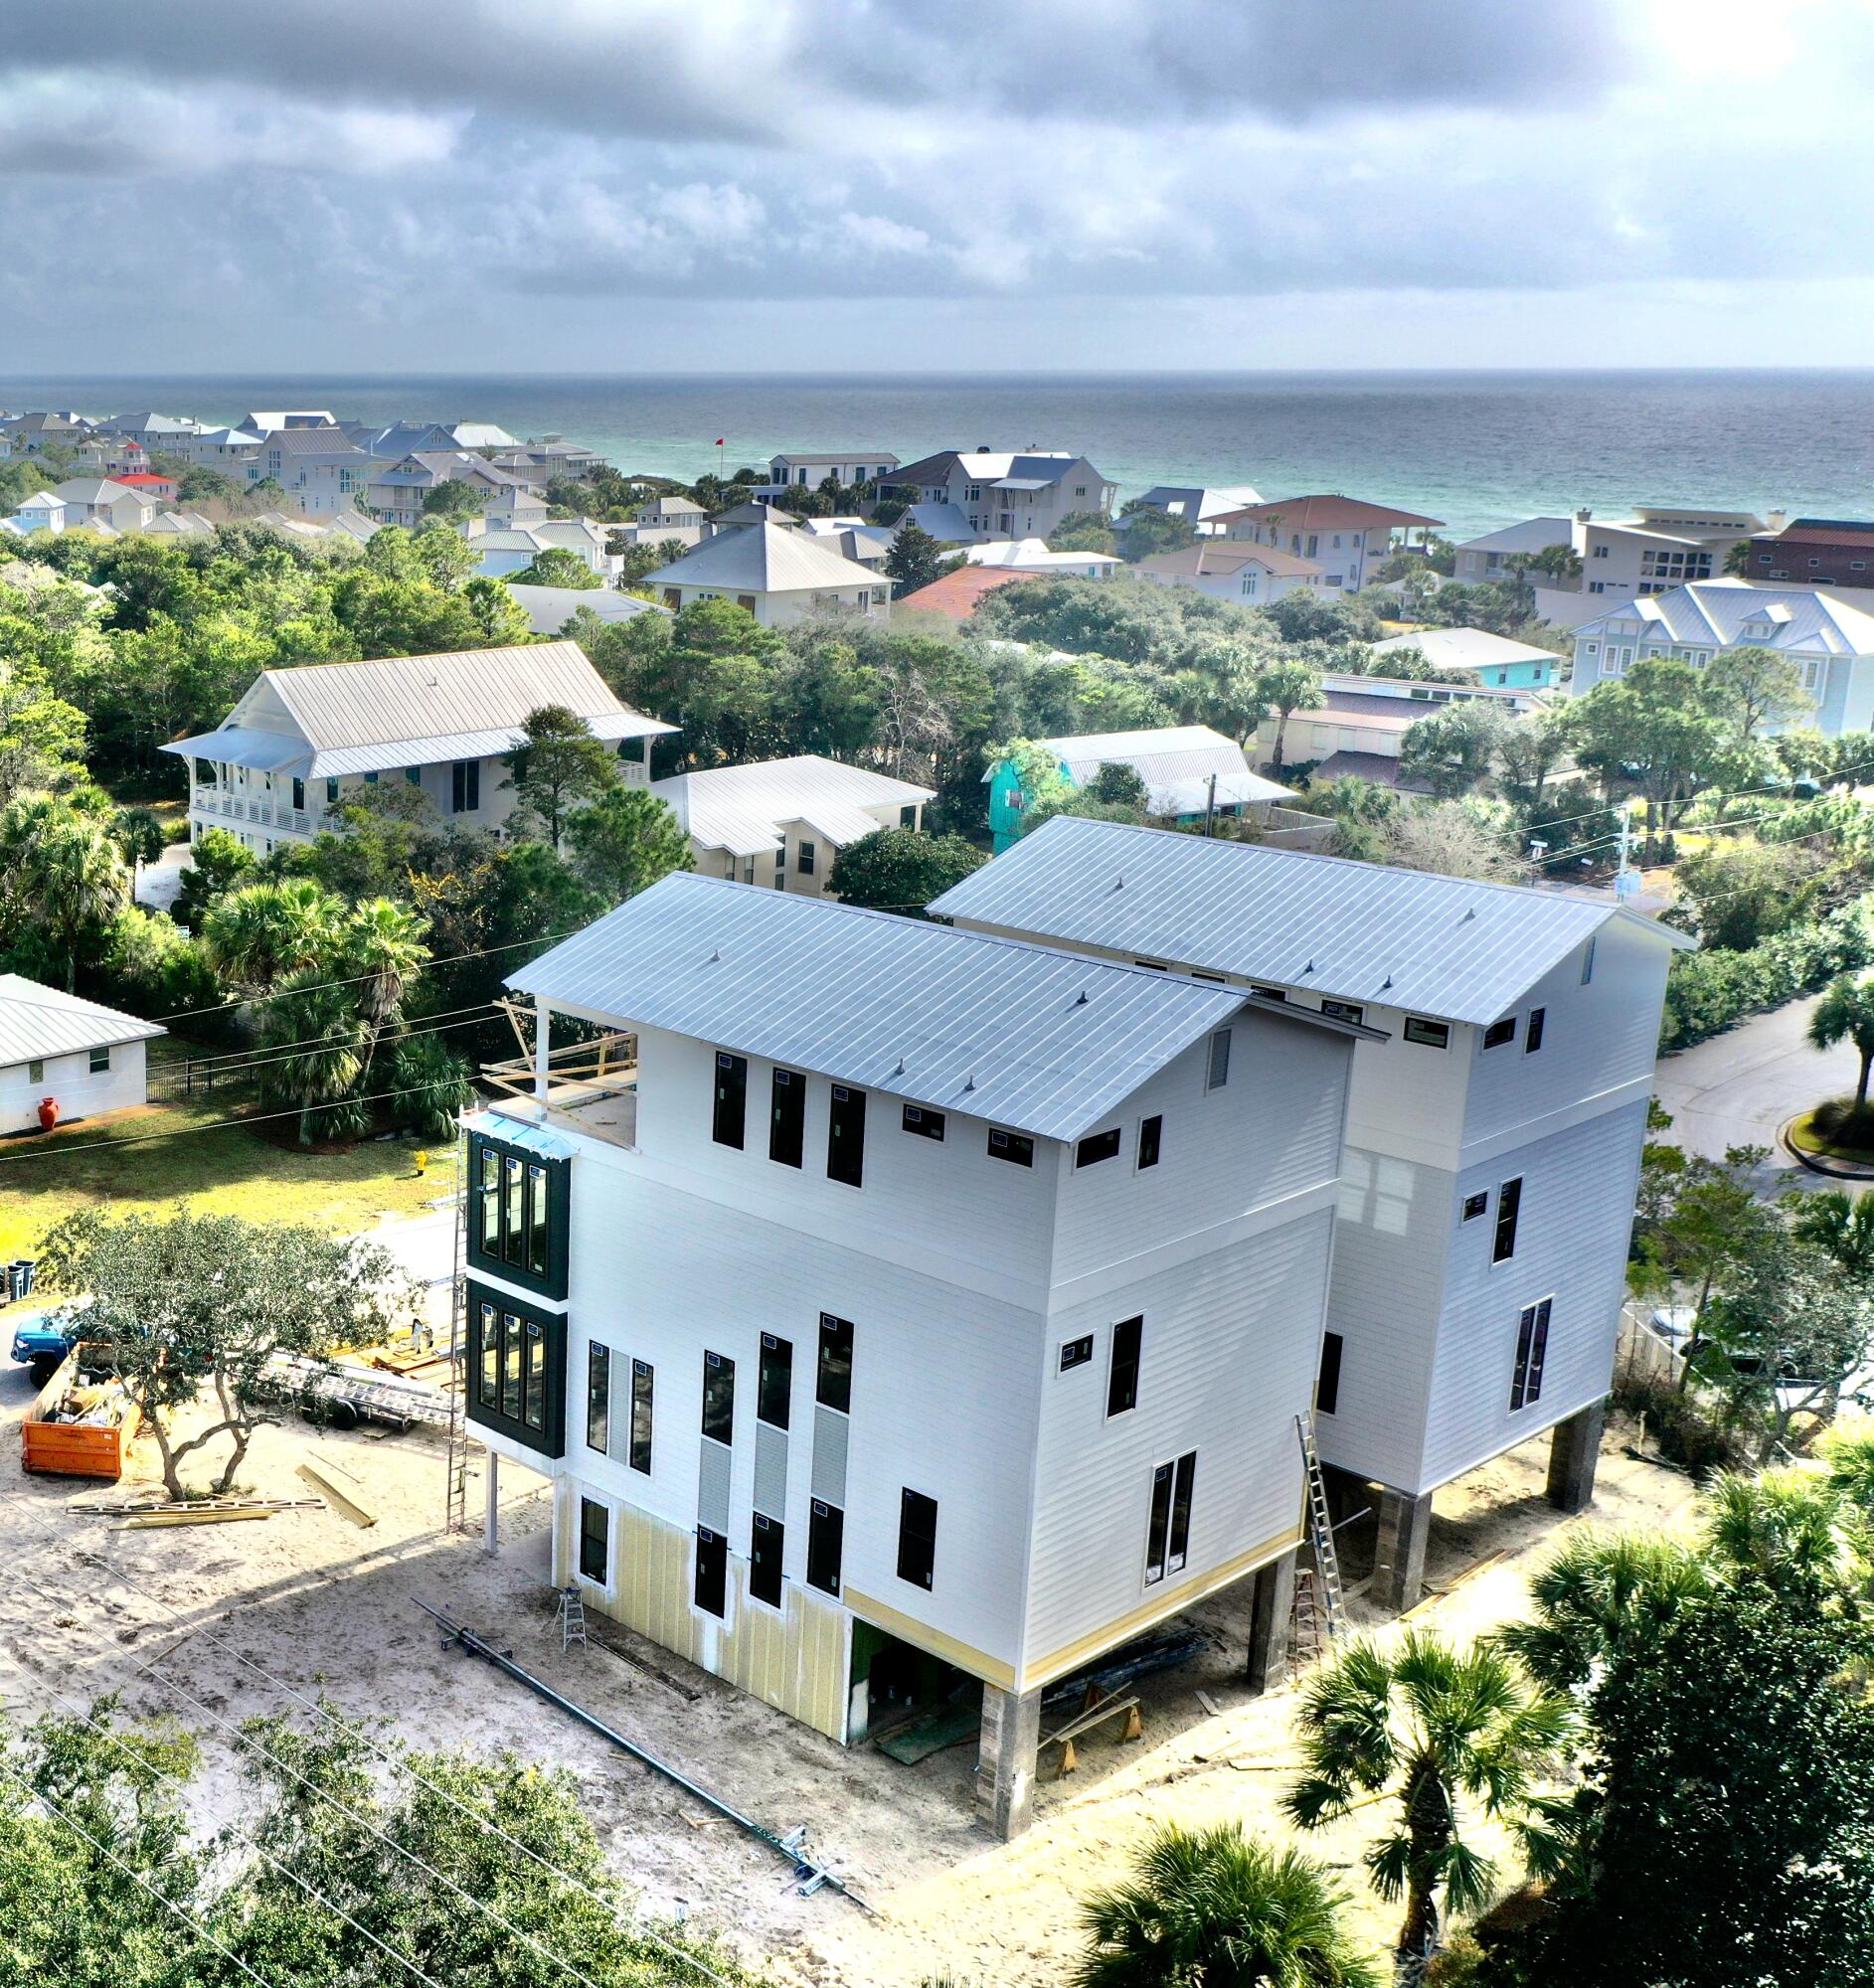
460, 872, 1373, 1836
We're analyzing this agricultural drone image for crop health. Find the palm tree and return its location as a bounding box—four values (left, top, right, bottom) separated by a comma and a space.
1256, 661, 1326, 777
201, 879, 341, 991
1702, 1468, 1865, 1612
256, 971, 366, 1146
1808, 973, 1874, 1120
340, 898, 429, 1084
1497, 1532, 1711, 1691
1789, 1187, 1874, 1281
1284, 1632, 1573, 1970
0, 792, 131, 989
1074, 1821, 1379, 1988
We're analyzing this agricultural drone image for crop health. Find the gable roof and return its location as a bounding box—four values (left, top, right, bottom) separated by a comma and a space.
652, 754, 934, 856
649, 519, 886, 593
504, 583, 670, 635
506, 872, 1263, 1142
1213, 495, 1445, 532
1369, 627, 1560, 670
892, 449, 1085, 488
1136, 543, 1324, 580
0, 973, 165, 1063
1571, 579, 1874, 658
897, 565, 1038, 621
1453, 516, 1573, 556
931, 816, 1691, 1026
1003, 725, 1295, 813
161, 639, 675, 778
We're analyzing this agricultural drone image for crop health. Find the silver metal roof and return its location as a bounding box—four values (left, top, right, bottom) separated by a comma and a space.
930, 816, 1693, 1027
652, 755, 934, 858
506, 873, 1257, 1143
0, 973, 165, 1064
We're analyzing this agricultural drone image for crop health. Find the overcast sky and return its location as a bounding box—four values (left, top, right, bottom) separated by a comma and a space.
3, 0, 1870, 373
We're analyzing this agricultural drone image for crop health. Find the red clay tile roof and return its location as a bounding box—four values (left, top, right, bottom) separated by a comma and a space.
1212, 494, 1445, 532
897, 564, 1046, 621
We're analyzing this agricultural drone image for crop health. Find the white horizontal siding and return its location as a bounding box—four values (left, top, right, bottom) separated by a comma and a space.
0, 1040, 146, 1135
1023, 1208, 1330, 1675
1419, 1099, 1647, 1488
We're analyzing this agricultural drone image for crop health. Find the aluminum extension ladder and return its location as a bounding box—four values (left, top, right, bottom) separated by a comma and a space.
1294, 1411, 1345, 1645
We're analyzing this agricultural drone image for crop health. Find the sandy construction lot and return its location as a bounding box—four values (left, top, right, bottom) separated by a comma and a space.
0, 1353, 1700, 1986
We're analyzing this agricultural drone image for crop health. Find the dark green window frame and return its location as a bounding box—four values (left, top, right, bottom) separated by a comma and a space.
465, 1278, 567, 1458
467, 1132, 570, 1299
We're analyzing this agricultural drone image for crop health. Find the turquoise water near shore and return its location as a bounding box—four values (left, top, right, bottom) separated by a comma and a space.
4, 370, 1870, 540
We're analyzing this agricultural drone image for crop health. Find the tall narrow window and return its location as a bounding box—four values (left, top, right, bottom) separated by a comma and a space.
628, 1359, 654, 1474
713, 1052, 748, 1150
479, 1301, 498, 1408
527, 1164, 550, 1275
768, 1068, 803, 1168
797, 839, 816, 877
503, 1157, 525, 1264
587, 1342, 610, 1452
1144, 1451, 1197, 1585
523, 1317, 546, 1430
1492, 1177, 1523, 1264
1206, 1028, 1232, 1090
827, 1083, 865, 1188
579, 1499, 609, 1583
1315, 1332, 1344, 1417
1107, 1316, 1142, 1417
806, 1500, 844, 1596
1136, 1114, 1162, 1170
451, 759, 480, 813
694, 1528, 727, 1617
501, 1312, 523, 1419
897, 1489, 937, 1590
479, 1147, 500, 1252
1511, 1298, 1553, 1410
758, 1333, 792, 1428
1525, 1008, 1546, 1055
816, 1313, 854, 1413
751, 1513, 785, 1606
702, 1351, 735, 1444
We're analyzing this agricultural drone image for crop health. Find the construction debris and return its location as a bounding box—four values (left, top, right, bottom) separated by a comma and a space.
299, 1459, 378, 1528
111, 1508, 275, 1532
73, 1496, 326, 1517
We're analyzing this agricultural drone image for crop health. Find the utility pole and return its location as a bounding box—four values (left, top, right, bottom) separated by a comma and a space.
1204, 772, 1218, 837
1615, 807, 1636, 901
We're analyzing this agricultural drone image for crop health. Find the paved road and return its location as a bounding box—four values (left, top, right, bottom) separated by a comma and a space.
134, 842, 190, 913
1652, 993, 1862, 1195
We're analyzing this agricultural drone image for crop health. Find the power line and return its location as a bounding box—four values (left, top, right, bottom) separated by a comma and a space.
148, 1004, 504, 1088
168, 998, 506, 1075
0, 1757, 280, 1988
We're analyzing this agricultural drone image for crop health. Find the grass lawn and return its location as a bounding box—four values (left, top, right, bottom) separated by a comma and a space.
0, 1095, 451, 1259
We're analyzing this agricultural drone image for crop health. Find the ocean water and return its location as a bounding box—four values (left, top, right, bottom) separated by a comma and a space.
4, 370, 1871, 540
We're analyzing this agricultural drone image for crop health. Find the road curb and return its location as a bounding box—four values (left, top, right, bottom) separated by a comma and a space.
1780, 1114, 1874, 1181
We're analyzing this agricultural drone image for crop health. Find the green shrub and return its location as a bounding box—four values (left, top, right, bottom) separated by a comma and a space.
1659, 898, 1874, 1052
1612, 1369, 1748, 1476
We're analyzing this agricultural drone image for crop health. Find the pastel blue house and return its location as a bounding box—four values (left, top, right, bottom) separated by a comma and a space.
986, 725, 1294, 853
1368, 627, 1561, 691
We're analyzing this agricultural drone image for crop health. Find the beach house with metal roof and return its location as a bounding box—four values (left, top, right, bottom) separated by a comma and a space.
933, 816, 1692, 1611
464, 872, 1369, 1832
163, 641, 674, 853
0, 974, 165, 1136
645, 519, 890, 625
1132, 540, 1328, 605
887, 449, 1117, 545
1567, 579, 1874, 735
652, 754, 933, 893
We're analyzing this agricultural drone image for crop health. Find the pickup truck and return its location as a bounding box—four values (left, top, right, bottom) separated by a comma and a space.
9, 1311, 83, 1389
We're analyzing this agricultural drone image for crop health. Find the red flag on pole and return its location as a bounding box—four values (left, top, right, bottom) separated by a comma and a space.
715, 437, 725, 446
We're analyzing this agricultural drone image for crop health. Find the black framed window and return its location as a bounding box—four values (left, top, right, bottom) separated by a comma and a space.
897, 1489, 937, 1590
1107, 1315, 1142, 1417
291, 777, 306, 812
579, 1499, 608, 1583
88, 1046, 110, 1074
467, 1134, 568, 1300
628, 1359, 654, 1474
1462, 1190, 1489, 1222
1511, 1298, 1553, 1410
827, 1083, 865, 1187
1206, 1029, 1232, 1089
713, 1052, 748, 1150
758, 1333, 792, 1428
1250, 985, 1286, 1002
695, 1527, 728, 1616
806, 1500, 844, 1595
702, 1351, 735, 1444
902, 1103, 944, 1141
1493, 1177, 1523, 1263
466, 1282, 567, 1456
587, 1342, 610, 1452
816, 1313, 853, 1413
1321, 1000, 1365, 1026
768, 1068, 803, 1167
1136, 1114, 1162, 1170
1404, 1017, 1449, 1049
1315, 1332, 1343, 1416
1482, 1017, 1516, 1051
751, 1513, 784, 1606
451, 759, 480, 813
1526, 1007, 1546, 1054
797, 839, 816, 876
1076, 1127, 1121, 1169
1144, 1451, 1196, 1586
987, 1127, 1034, 1167
1060, 1335, 1095, 1372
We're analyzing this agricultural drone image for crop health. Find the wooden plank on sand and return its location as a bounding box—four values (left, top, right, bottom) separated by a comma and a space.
299, 1458, 379, 1528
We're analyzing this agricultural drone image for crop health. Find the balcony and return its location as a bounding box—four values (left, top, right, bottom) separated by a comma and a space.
482, 1027, 639, 1150
190, 788, 332, 837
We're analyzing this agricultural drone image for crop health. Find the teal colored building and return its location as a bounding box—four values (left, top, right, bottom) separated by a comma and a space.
1367, 627, 1560, 692
986, 725, 1295, 854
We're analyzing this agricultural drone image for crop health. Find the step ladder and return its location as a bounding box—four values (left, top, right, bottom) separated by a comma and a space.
1294, 1411, 1345, 1647
554, 1583, 589, 1655
1290, 1565, 1330, 1664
